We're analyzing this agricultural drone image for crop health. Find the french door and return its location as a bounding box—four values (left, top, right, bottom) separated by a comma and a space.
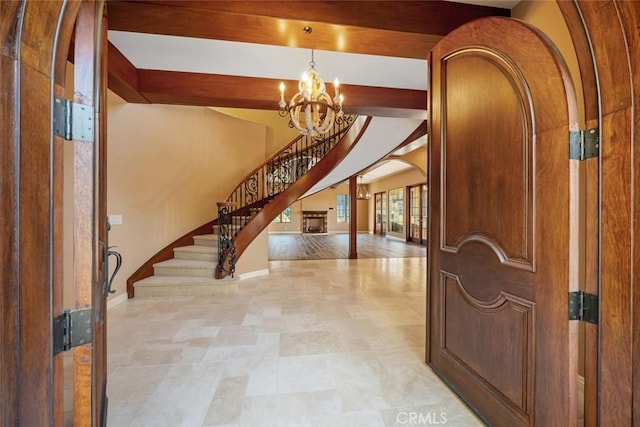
408, 184, 427, 245
374, 192, 386, 236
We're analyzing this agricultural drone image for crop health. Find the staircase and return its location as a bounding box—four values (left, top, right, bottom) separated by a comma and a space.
133, 226, 238, 297
128, 115, 369, 297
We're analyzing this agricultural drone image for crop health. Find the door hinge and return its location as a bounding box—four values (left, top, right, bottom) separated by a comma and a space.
569, 127, 599, 160
53, 307, 93, 355
53, 97, 94, 143
568, 291, 598, 324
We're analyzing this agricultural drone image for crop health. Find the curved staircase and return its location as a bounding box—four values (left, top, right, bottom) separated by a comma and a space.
128, 115, 369, 297
133, 226, 239, 297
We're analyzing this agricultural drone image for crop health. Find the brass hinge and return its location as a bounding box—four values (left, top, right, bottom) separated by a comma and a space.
569, 127, 599, 160
568, 291, 598, 324
53, 97, 94, 143
53, 307, 93, 355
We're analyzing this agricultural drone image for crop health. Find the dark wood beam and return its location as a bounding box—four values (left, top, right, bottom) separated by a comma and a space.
134, 69, 426, 116
349, 175, 358, 259
129, 1, 511, 35
107, 41, 149, 103
107, 1, 508, 59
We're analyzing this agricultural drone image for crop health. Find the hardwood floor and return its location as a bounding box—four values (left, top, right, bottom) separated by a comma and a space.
269, 233, 426, 260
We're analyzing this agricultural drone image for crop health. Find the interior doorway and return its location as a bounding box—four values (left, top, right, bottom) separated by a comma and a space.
408, 184, 427, 246
373, 191, 387, 236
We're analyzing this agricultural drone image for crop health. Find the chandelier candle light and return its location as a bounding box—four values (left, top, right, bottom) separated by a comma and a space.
278, 49, 344, 137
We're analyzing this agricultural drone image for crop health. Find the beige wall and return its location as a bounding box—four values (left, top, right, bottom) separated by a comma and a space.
367, 167, 427, 238
397, 146, 427, 173
269, 181, 369, 233
105, 92, 267, 299
213, 107, 300, 157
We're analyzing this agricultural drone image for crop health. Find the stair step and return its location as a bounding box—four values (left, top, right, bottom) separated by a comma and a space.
193, 234, 218, 248
174, 245, 216, 261
134, 275, 237, 297
153, 258, 215, 277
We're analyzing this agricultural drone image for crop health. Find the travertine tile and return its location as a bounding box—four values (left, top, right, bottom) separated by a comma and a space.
203, 376, 249, 426
107, 258, 483, 426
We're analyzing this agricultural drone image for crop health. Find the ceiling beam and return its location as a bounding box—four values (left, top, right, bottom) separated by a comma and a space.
133, 69, 426, 117
107, 1, 508, 59
130, 1, 510, 35
107, 41, 149, 103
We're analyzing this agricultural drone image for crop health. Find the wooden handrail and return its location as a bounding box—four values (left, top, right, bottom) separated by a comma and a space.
216, 116, 371, 278
222, 119, 354, 202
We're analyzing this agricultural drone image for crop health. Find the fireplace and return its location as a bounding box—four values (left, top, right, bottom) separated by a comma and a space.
302, 210, 328, 233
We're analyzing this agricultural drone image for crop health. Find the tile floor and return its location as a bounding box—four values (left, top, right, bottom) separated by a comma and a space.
106, 258, 484, 426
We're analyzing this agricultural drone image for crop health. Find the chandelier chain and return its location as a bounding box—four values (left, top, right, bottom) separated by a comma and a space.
309, 49, 316, 69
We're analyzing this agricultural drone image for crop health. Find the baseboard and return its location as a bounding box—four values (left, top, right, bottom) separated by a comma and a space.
268, 231, 301, 234
107, 292, 127, 310
238, 268, 269, 280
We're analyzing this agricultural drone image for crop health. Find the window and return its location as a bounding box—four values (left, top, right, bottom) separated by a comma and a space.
336, 194, 350, 223
389, 188, 404, 233
273, 206, 291, 223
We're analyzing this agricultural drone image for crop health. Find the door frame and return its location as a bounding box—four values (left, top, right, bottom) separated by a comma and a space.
0, 1, 107, 425
557, 2, 639, 424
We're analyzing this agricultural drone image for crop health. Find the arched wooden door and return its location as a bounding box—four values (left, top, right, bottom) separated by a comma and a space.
0, 1, 108, 425
427, 17, 580, 425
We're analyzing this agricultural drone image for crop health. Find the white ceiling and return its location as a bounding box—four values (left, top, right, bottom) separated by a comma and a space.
108, 30, 428, 91
303, 116, 424, 196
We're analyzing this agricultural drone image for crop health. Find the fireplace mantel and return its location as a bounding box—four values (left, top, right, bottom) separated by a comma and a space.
302, 210, 328, 234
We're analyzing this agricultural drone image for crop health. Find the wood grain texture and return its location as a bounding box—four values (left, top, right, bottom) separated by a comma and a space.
72, 2, 102, 425
134, 69, 426, 115
557, 3, 600, 424
348, 176, 357, 259
573, 1, 637, 424
428, 16, 579, 426
120, 0, 509, 37
1, 1, 21, 56
107, 41, 149, 103
556, 1, 598, 124
0, 32, 19, 427
613, 3, 640, 423
441, 51, 533, 265
107, 1, 507, 60
95, 7, 109, 426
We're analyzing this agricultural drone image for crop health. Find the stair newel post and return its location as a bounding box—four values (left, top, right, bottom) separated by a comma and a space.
216, 201, 237, 279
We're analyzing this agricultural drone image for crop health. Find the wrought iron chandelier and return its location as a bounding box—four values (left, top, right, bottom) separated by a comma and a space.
278, 48, 344, 137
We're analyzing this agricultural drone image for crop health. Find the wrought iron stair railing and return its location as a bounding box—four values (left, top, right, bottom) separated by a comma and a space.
216, 115, 362, 278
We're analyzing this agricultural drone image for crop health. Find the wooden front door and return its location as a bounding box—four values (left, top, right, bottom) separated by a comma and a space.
427, 17, 579, 426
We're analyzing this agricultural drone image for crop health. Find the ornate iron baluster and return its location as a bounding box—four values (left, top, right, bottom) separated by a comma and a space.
216, 202, 236, 278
